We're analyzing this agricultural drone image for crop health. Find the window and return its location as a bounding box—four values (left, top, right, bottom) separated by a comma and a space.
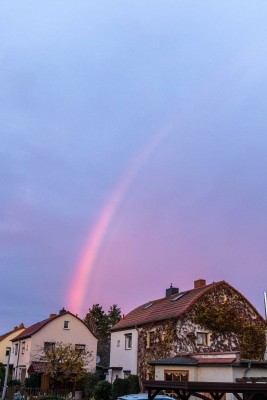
15, 344, 18, 356
171, 292, 188, 302
196, 332, 208, 346
124, 370, 131, 378
117, 340, 120, 347
64, 320, 69, 329
165, 370, 189, 382
147, 331, 155, 348
125, 333, 132, 350
75, 344, 86, 354
21, 342, 25, 354
44, 342, 55, 352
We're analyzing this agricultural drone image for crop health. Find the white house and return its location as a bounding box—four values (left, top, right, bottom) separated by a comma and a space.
10, 309, 98, 384
109, 279, 267, 384
150, 352, 267, 400
108, 328, 139, 382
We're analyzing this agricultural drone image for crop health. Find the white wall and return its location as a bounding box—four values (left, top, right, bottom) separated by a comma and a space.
10, 313, 98, 380
154, 365, 198, 381
31, 313, 97, 371
109, 329, 138, 381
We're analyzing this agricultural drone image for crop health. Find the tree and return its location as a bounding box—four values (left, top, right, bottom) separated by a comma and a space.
108, 305, 121, 329
38, 341, 92, 392
84, 304, 121, 367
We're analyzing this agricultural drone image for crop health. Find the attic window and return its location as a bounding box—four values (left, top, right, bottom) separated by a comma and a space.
64, 320, 69, 329
143, 302, 154, 310
171, 292, 188, 302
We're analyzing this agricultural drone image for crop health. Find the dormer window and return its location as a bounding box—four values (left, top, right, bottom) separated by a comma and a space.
64, 320, 69, 329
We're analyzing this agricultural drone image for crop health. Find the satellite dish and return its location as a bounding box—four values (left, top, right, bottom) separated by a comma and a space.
96, 356, 100, 365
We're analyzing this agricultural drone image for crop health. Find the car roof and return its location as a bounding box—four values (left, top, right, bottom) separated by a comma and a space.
118, 395, 172, 400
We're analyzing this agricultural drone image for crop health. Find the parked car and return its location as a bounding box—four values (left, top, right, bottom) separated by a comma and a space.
118, 395, 173, 400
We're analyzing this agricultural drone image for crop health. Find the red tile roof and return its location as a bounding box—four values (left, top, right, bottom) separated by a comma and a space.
111, 281, 264, 331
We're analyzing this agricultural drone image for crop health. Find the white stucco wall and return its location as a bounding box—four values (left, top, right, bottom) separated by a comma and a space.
154, 365, 198, 381
10, 312, 98, 380
109, 329, 138, 380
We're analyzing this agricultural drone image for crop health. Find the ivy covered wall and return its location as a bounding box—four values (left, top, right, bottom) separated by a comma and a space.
137, 283, 266, 384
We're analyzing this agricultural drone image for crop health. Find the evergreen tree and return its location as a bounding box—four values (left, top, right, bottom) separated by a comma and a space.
84, 304, 121, 367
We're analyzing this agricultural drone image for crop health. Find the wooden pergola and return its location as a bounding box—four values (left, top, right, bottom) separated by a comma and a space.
143, 380, 267, 400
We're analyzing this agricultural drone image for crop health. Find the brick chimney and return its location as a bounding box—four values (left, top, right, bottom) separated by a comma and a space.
194, 279, 206, 289
50, 313, 57, 318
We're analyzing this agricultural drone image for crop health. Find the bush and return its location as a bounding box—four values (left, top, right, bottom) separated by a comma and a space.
8, 379, 21, 387
24, 374, 41, 388
93, 381, 112, 400
127, 375, 140, 394
39, 397, 65, 400
111, 379, 130, 400
81, 372, 100, 398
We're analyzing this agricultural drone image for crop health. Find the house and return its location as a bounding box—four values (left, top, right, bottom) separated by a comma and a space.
0, 324, 25, 365
108, 279, 267, 384
150, 351, 267, 383
148, 352, 267, 400
10, 308, 98, 386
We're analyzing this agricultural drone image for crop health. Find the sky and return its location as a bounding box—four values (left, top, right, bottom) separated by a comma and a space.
1, 1, 267, 333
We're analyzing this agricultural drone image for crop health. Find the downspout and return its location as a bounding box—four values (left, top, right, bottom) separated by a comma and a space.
264, 291, 267, 360
135, 326, 140, 385
15, 341, 21, 380
243, 361, 251, 379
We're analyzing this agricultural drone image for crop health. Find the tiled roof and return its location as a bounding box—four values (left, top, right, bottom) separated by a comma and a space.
111, 281, 226, 331
28, 361, 48, 374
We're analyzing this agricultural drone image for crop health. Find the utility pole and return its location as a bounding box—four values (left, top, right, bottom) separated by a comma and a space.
1, 347, 11, 400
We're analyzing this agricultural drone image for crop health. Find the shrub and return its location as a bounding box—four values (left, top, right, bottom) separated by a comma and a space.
81, 372, 100, 398
127, 375, 140, 394
93, 380, 112, 400
111, 379, 130, 400
24, 374, 41, 388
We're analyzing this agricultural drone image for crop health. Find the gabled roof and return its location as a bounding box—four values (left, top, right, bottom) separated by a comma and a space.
111, 281, 264, 331
12, 311, 98, 341
0, 325, 25, 342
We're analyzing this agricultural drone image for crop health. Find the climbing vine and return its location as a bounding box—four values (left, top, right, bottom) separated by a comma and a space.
192, 290, 266, 360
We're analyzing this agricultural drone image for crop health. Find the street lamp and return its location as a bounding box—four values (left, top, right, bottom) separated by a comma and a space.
1, 347, 11, 400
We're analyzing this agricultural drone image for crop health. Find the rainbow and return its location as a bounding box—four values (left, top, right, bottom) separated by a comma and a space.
66, 121, 174, 314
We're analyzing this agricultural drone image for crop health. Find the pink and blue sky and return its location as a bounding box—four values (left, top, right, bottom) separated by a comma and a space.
1, 1, 267, 332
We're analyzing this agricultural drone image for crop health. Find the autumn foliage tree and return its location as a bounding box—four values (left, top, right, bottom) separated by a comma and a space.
39, 341, 92, 391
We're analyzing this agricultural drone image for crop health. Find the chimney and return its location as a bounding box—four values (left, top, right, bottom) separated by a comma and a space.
194, 279, 206, 289
59, 307, 66, 315
166, 284, 179, 298
18, 323, 25, 329
50, 314, 57, 319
